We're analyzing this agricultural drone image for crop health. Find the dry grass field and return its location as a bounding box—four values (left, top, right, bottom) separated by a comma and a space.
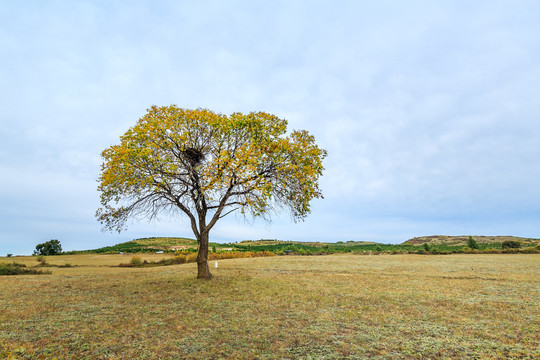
1, 253, 539, 359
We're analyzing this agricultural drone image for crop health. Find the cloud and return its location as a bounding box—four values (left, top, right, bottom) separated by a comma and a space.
1, 1, 540, 254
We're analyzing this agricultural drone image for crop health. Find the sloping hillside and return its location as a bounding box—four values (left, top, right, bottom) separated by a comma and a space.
236, 239, 379, 247
80, 235, 539, 254
82, 237, 198, 253
131, 237, 197, 249
80, 238, 383, 254
403, 235, 539, 246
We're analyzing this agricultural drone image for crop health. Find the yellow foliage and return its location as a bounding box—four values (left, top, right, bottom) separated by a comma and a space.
97, 105, 326, 234
96, 106, 325, 278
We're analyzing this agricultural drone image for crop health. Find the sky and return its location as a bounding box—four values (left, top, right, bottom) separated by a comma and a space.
1, 1, 539, 255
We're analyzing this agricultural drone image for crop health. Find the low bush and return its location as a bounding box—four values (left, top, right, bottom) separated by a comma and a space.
519, 246, 540, 254
130, 255, 143, 266
57, 263, 74, 268
0, 262, 51, 276
502, 248, 519, 254
120, 250, 277, 268
36, 255, 47, 266
502, 240, 521, 249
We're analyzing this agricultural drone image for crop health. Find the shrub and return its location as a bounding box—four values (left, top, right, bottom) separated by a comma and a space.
120, 250, 276, 268
520, 246, 539, 254
0, 262, 51, 276
502, 240, 521, 249
130, 255, 143, 266
467, 237, 479, 250
57, 263, 74, 268
6, 254, 12, 258
375, 245, 383, 252
36, 255, 47, 265
423, 243, 430, 252
502, 248, 518, 254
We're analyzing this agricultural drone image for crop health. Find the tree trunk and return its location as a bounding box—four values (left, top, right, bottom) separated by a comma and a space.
196, 231, 213, 279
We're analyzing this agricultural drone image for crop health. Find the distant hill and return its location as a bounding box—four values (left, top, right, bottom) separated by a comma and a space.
237, 239, 379, 246
79, 238, 382, 254
68, 236, 540, 255
81, 237, 198, 253
403, 235, 539, 246
78, 235, 540, 254
130, 237, 197, 249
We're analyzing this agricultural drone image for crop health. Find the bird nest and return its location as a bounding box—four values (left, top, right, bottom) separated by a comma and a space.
182, 147, 205, 165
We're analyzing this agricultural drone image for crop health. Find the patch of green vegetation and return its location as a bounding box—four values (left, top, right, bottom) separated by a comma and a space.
467, 236, 480, 250
502, 240, 521, 249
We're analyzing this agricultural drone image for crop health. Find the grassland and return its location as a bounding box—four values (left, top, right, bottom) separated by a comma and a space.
1, 253, 539, 359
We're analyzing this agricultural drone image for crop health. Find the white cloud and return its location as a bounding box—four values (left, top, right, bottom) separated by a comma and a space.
1, 1, 540, 254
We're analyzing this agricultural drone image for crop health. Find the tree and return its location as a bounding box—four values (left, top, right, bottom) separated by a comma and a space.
34, 239, 62, 256
96, 106, 327, 279
467, 236, 479, 250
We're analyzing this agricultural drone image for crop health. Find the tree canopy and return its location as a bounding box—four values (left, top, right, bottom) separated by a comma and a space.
96, 105, 326, 278
34, 239, 62, 256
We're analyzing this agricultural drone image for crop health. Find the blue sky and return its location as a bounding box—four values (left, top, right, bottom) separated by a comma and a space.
1, 1, 539, 255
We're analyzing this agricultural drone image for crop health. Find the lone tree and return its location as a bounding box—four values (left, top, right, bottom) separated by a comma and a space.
96, 106, 327, 279
34, 239, 62, 256
467, 236, 479, 250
